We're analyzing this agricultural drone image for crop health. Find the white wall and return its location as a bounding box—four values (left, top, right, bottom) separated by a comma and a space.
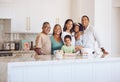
71, 0, 94, 25
112, 0, 120, 7
94, 0, 112, 54
111, 7, 120, 55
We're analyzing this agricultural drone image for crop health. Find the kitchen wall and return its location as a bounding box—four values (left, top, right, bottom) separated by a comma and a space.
71, 0, 94, 25
111, 7, 120, 56
94, 0, 112, 54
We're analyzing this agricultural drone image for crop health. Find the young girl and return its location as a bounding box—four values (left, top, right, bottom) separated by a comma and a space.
73, 23, 83, 51
61, 19, 75, 46
61, 35, 75, 53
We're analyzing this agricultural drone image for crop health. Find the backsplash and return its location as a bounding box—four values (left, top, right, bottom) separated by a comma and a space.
0, 19, 52, 50
15, 33, 38, 46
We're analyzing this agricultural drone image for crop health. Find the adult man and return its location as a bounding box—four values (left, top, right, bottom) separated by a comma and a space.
81, 15, 108, 56
35, 22, 51, 55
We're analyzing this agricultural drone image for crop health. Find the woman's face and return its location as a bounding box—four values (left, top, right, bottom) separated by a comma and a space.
54, 26, 62, 35
82, 17, 89, 28
74, 26, 79, 32
66, 21, 73, 30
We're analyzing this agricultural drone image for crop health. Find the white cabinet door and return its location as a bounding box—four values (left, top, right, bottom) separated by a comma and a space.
93, 62, 111, 82
49, 63, 71, 82
8, 67, 24, 82
71, 62, 93, 82
11, 1, 28, 32
24, 65, 49, 82
111, 62, 120, 82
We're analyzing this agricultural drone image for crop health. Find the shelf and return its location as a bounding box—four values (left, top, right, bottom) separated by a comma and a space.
5, 32, 52, 35
5, 32, 39, 34
0, 50, 35, 54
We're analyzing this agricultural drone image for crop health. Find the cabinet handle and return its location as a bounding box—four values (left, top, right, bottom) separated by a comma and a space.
26, 16, 30, 32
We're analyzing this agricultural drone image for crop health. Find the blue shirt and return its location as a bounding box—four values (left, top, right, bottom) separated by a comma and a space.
50, 36, 64, 54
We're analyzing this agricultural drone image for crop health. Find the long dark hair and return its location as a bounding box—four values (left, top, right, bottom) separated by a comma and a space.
52, 24, 62, 36
63, 19, 74, 33
78, 23, 84, 31
73, 23, 84, 32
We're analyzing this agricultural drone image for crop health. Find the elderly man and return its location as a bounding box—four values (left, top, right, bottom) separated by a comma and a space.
35, 22, 51, 55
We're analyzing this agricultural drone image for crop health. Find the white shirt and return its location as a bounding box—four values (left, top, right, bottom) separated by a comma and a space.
61, 32, 75, 46
82, 25, 103, 49
75, 35, 83, 46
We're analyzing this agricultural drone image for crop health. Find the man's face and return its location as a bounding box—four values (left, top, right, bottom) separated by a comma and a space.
82, 17, 89, 29
42, 24, 51, 34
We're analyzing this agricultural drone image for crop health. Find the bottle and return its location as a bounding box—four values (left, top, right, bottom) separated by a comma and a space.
15, 42, 20, 50
10, 41, 15, 50
30, 41, 34, 50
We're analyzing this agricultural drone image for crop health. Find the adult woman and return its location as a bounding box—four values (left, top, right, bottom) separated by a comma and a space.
50, 24, 63, 54
61, 19, 75, 46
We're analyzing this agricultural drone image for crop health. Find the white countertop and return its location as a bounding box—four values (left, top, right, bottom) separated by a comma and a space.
0, 54, 120, 64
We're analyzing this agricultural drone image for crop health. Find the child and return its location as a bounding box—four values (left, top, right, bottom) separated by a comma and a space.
61, 35, 75, 53
73, 23, 83, 51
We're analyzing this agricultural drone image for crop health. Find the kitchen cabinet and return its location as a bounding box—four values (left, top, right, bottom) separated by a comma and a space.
49, 63, 71, 82
93, 62, 111, 82
0, 0, 71, 33
7, 57, 120, 82
24, 65, 49, 82
111, 62, 120, 82
71, 62, 93, 82
8, 67, 24, 82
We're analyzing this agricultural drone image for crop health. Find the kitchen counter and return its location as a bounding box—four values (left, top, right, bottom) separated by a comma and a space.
0, 54, 120, 82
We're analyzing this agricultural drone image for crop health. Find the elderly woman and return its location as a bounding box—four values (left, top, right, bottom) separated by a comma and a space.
50, 24, 63, 54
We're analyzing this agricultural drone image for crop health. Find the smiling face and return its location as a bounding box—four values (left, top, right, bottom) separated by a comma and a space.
74, 25, 80, 33
42, 24, 51, 35
81, 16, 89, 29
53, 25, 62, 35
66, 21, 73, 31
65, 38, 71, 46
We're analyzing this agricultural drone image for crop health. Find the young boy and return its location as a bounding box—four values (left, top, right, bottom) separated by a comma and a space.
61, 35, 75, 53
